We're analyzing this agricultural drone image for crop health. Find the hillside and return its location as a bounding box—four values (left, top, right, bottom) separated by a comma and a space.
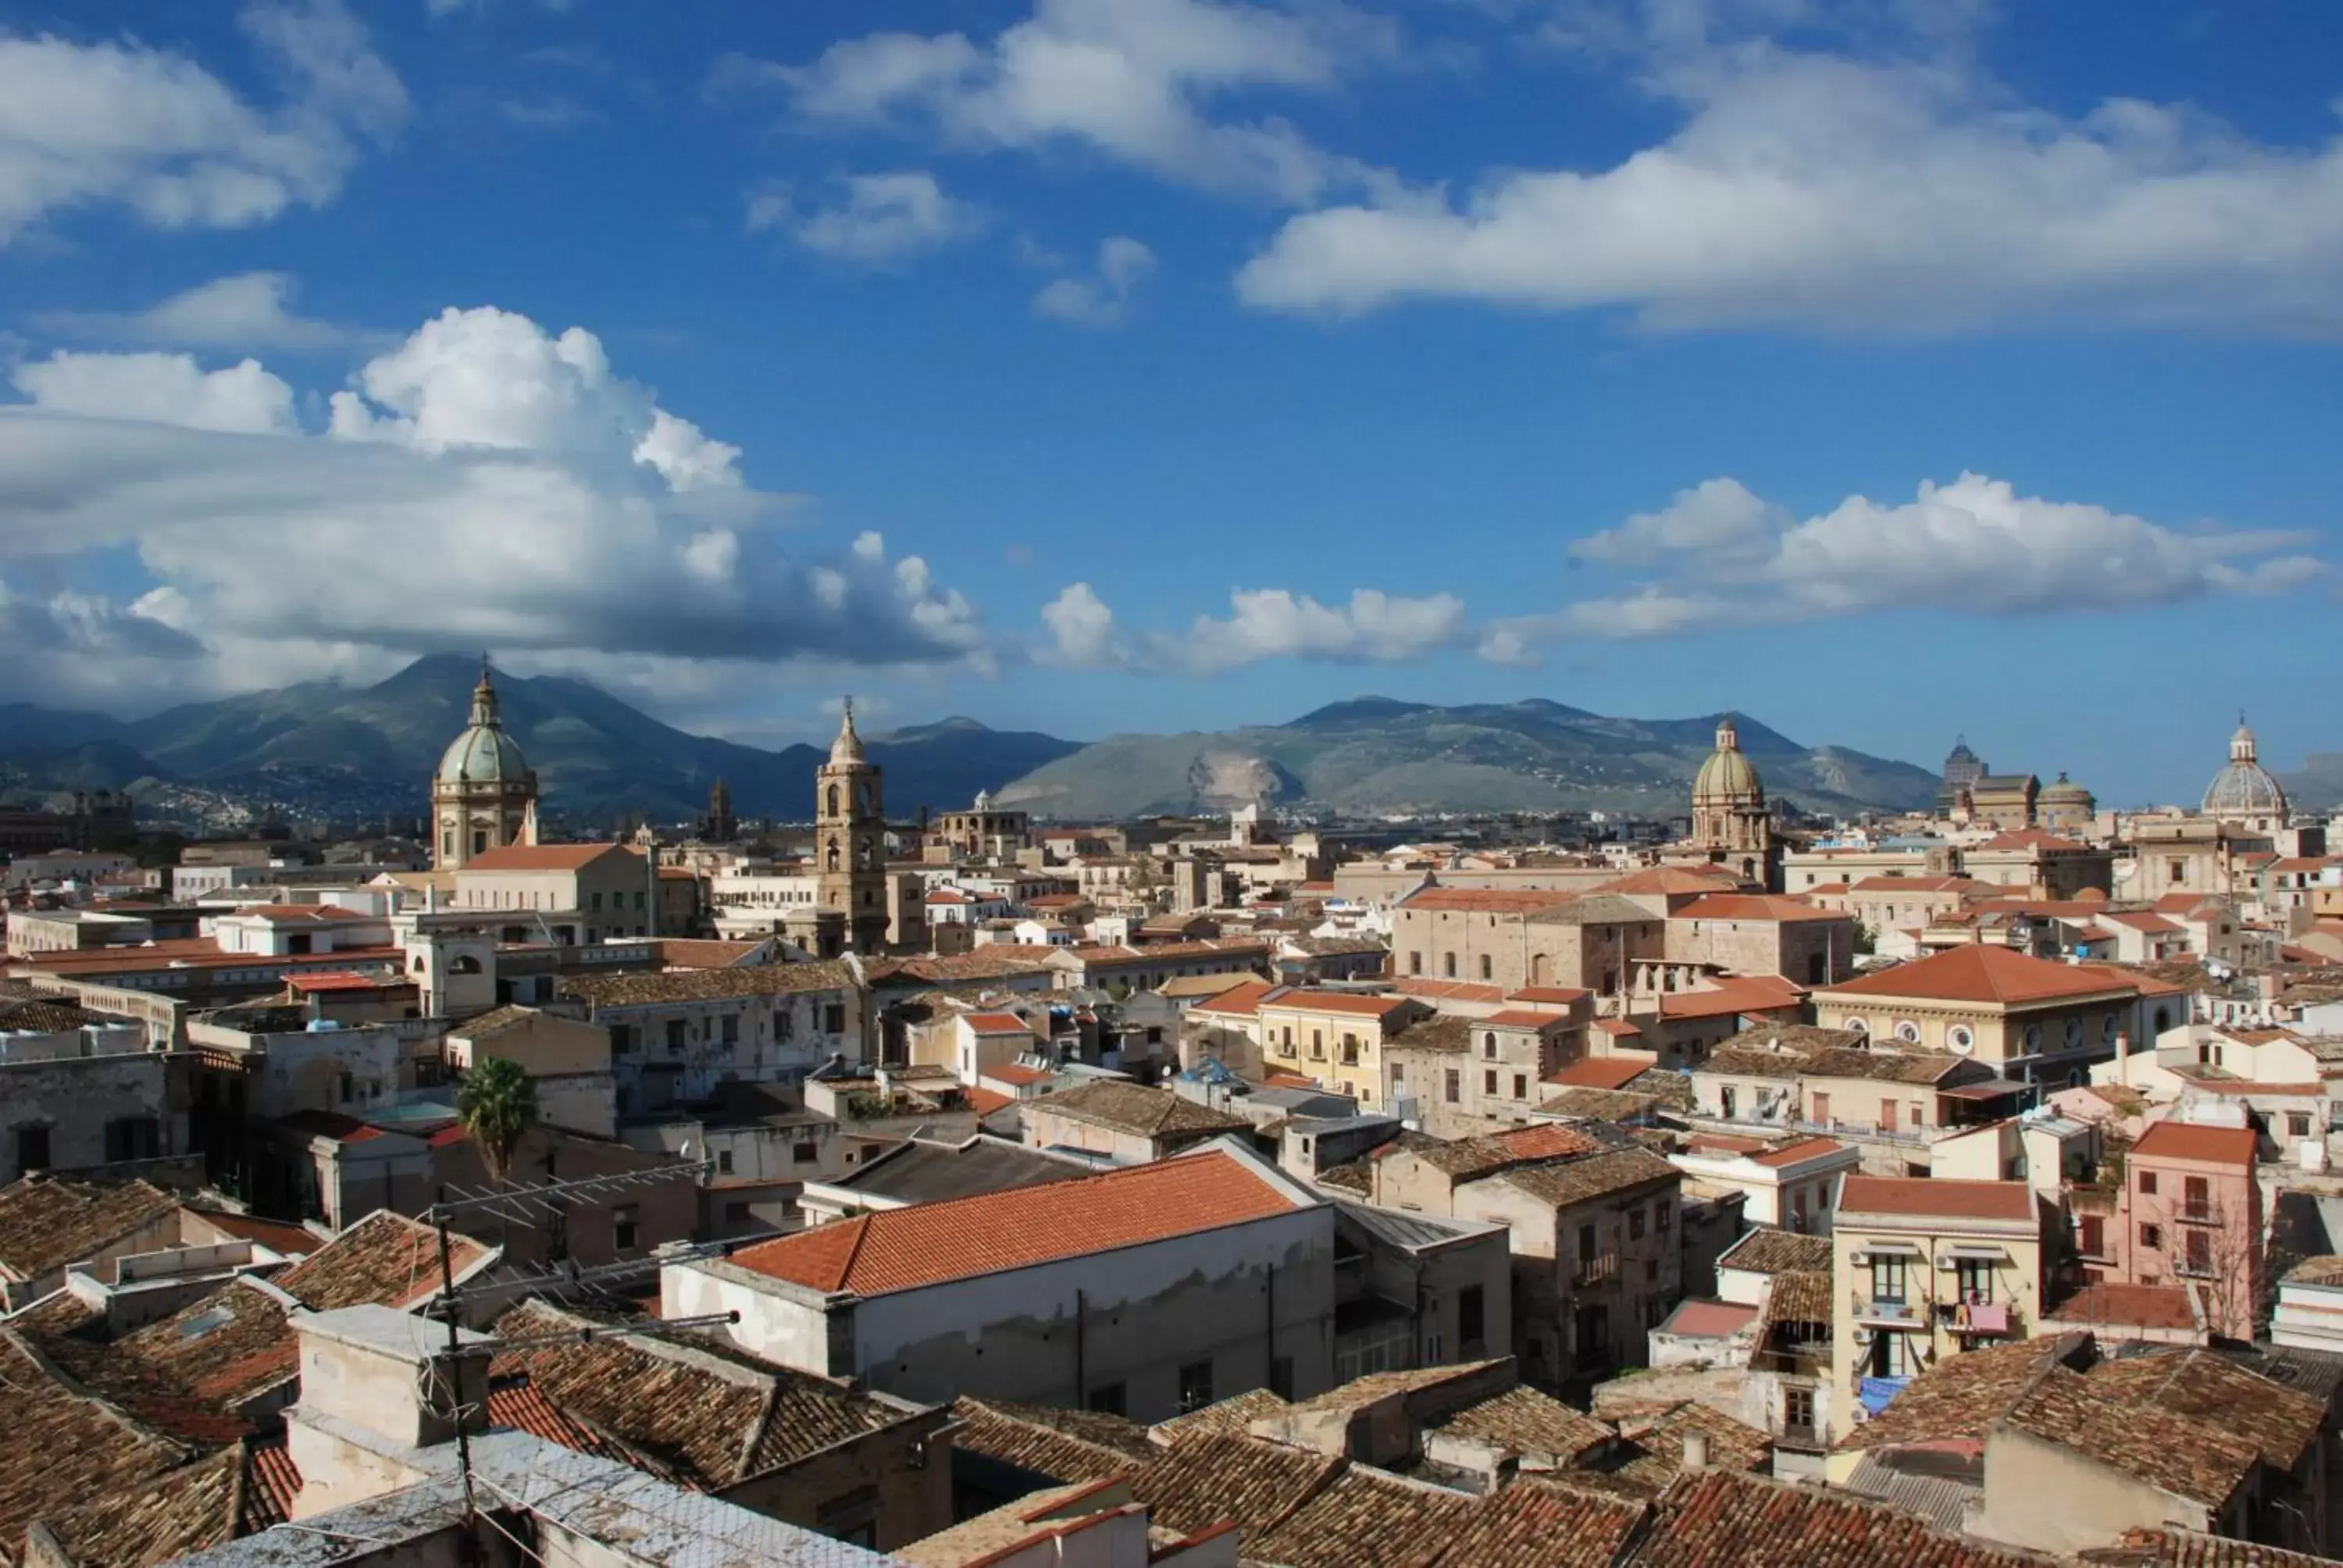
990, 697, 1939, 818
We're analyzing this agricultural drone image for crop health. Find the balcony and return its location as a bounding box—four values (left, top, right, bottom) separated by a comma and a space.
2177, 1206, 2218, 1226
1935, 1299, 2017, 1337
1574, 1253, 1619, 1288
1850, 1292, 1922, 1327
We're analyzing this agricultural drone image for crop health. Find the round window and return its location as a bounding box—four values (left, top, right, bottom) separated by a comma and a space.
2024, 1024, 2043, 1051
1948, 1025, 1975, 1055
2102, 1014, 2119, 1044
1845, 1016, 1869, 1037
1893, 1021, 1922, 1045
2065, 1017, 2084, 1049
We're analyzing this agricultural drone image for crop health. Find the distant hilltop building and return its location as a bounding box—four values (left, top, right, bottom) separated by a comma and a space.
1674, 714, 1778, 887
1932, 736, 2094, 833
431, 659, 540, 870
1935, 736, 1985, 816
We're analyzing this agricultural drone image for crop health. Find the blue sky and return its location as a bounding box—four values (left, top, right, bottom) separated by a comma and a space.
0, 0, 2338, 804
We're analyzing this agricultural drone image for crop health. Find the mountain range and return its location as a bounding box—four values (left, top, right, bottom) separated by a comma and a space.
0, 658, 1942, 825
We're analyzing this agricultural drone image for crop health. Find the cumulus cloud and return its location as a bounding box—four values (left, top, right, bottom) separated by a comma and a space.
1236, 35, 2343, 332
1485, 472, 2327, 655
733, 0, 1396, 205
0, 1, 405, 247
752, 170, 984, 264
35, 271, 380, 353
1043, 581, 1470, 672
0, 306, 991, 707
1034, 236, 1157, 326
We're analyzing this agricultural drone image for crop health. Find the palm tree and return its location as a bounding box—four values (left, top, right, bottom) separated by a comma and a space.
455, 1056, 538, 1187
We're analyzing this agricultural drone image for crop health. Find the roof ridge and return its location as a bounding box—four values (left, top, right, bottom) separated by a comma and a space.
830, 1213, 874, 1293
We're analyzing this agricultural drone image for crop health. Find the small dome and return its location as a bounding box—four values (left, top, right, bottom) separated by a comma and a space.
2041, 772, 2092, 804
1693, 715, 1764, 804
437, 664, 530, 786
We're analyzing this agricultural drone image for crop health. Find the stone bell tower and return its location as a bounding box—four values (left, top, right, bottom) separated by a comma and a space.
815, 700, 890, 955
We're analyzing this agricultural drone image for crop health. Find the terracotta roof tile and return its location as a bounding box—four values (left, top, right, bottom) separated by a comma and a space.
1188, 979, 1284, 1017
1552, 1057, 1653, 1092
2041, 1282, 2202, 1333
0, 1333, 191, 1562
1434, 1385, 1611, 1464
1818, 945, 2140, 1007
275, 1210, 488, 1310
0, 1176, 180, 1281
1608, 1402, 1772, 1494
2079, 1527, 2343, 1567
460, 843, 635, 872
1400, 888, 1581, 914
2002, 1364, 2258, 1509
730, 1149, 1300, 1296
2082, 1349, 2324, 1477
240, 1434, 300, 1533
1717, 1228, 1832, 1278
1148, 1387, 1291, 1446
1495, 1146, 1680, 1208
2129, 1121, 2257, 1167
1834, 1335, 2081, 1454
1673, 894, 1847, 923
562, 959, 855, 1007
1131, 1430, 1339, 1537
1624, 1468, 2058, 1567
1244, 1465, 1478, 1568
1025, 1081, 1251, 1140
948, 1397, 1150, 1485
1838, 1175, 2037, 1222
27, 1441, 241, 1568
1440, 1478, 1643, 1568
1258, 989, 1421, 1020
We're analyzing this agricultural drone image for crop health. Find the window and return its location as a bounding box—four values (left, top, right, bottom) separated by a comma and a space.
1513, 1073, 1527, 1100
1868, 1256, 1908, 1303
2138, 1171, 2158, 1196
1894, 1020, 1921, 1044
1656, 1199, 1671, 1232
1484, 1033, 1498, 1060
1087, 1383, 1127, 1417
613, 1205, 639, 1250
665, 1019, 687, 1055
716, 1149, 733, 1175
609, 1024, 634, 1054
774, 1010, 793, 1041
1311, 1029, 1325, 1060
2139, 1222, 2163, 1252
14, 1124, 50, 1175
1478, 953, 1492, 981
2167, 859, 2185, 885
1578, 1223, 1598, 1263
1783, 1386, 1817, 1438
1444, 1069, 1460, 1104
1443, 953, 1457, 978
1408, 951, 1422, 975
793, 1140, 819, 1164
2184, 1228, 2212, 1276
590, 892, 602, 911
1954, 1260, 1995, 1304
1720, 1086, 1738, 1119
1947, 1025, 1975, 1054
824, 1003, 846, 1034
1484, 1070, 1498, 1096
337, 1071, 353, 1106
721, 1014, 740, 1045
2080, 1214, 2106, 1257
1177, 1360, 1214, 1413
1628, 1206, 1646, 1241
2291, 1112, 2313, 1139
2182, 1174, 2210, 1221
1460, 1285, 1485, 1349
1270, 1356, 1295, 1400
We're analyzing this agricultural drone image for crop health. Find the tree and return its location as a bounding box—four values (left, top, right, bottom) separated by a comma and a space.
455, 1056, 538, 1186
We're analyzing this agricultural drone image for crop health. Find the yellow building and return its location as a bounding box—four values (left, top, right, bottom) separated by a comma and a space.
1808, 943, 2154, 1090
1828, 1174, 2051, 1462
1254, 990, 1428, 1110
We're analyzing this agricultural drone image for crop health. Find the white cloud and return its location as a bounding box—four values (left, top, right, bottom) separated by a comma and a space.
35, 271, 379, 353
1487, 472, 2327, 654
1034, 235, 1157, 326
752, 170, 984, 265
0, 307, 992, 706
1236, 41, 2343, 332
1044, 581, 1470, 672
0, 1, 406, 247
744, 0, 1396, 205
12, 351, 298, 434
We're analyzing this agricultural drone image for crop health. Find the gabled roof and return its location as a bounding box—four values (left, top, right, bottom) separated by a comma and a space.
1495, 1146, 1681, 1208
1399, 887, 1578, 914
729, 1147, 1306, 1297
0, 1333, 193, 1568
1817, 944, 2140, 1007
2001, 1364, 2258, 1511
1187, 978, 1285, 1017
561, 960, 856, 1007
1624, 1468, 2056, 1567
1025, 1081, 1251, 1140
1550, 1057, 1653, 1092
1257, 989, 1418, 1019
0, 1176, 180, 1281
1244, 1464, 1478, 1568
1834, 1335, 2082, 1454
1594, 867, 1742, 896
961, 1010, 1032, 1035
1129, 1430, 1339, 1538
1717, 1227, 1833, 1277
1672, 894, 1847, 924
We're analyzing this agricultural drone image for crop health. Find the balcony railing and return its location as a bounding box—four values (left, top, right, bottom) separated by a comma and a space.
2177, 1206, 2218, 1226
1851, 1292, 1921, 1326
1574, 1253, 1619, 1287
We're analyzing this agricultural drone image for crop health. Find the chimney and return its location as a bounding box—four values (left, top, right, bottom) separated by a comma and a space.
1681, 1431, 1710, 1474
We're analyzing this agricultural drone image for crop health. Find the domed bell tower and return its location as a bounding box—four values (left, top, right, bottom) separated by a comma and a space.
432, 657, 540, 871
815, 700, 890, 956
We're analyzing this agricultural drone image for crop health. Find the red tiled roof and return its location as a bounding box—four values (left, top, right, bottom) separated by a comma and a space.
964, 1010, 1033, 1034
1819, 944, 2139, 1007
1665, 1299, 1759, 1338
1674, 894, 1847, 924
1657, 975, 1806, 1020
1552, 1057, 1651, 1092
1593, 1018, 1643, 1036
460, 843, 636, 872
1594, 867, 1741, 895
276, 1110, 384, 1143
1257, 989, 1415, 1019
1394, 978, 1506, 1003
1400, 887, 1578, 913
968, 1087, 1015, 1117
729, 1149, 1299, 1296
284, 970, 393, 993
984, 1063, 1053, 1085
234, 904, 370, 923
2131, 1121, 2258, 1166
1189, 980, 1283, 1017
2042, 1282, 2202, 1333
1838, 1175, 2036, 1222
1481, 1008, 1567, 1030
1749, 1136, 1850, 1168
1508, 985, 1592, 1005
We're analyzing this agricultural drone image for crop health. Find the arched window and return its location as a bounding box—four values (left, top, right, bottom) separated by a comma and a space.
451, 954, 483, 975
826, 843, 841, 872
1484, 1033, 1498, 1060
826, 784, 840, 818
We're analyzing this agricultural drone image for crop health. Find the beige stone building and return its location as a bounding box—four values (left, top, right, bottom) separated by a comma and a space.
1255, 989, 1428, 1110
1683, 715, 1776, 886
1964, 829, 2116, 900
1665, 893, 1856, 987
1392, 886, 1663, 996
449, 842, 689, 941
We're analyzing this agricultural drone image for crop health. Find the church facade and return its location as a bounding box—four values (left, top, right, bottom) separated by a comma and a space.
432, 661, 540, 871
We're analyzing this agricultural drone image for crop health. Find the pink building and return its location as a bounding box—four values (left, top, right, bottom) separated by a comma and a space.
2094, 1121, 2261, 1339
